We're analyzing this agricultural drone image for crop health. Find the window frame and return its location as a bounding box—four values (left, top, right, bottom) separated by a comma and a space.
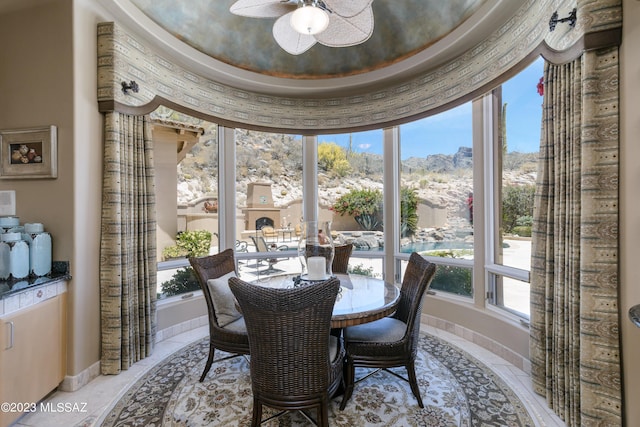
158, 76, 538, 321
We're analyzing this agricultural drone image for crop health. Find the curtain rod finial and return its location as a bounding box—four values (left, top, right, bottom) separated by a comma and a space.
121, 80, 139, 94
549, 8, 577, 32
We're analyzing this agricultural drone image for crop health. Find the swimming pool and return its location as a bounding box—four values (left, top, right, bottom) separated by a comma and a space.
400, 240, 473, 253
352, 240, 473, 253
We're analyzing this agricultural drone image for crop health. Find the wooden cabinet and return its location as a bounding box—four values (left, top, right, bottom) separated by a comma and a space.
0, 293, 66, 427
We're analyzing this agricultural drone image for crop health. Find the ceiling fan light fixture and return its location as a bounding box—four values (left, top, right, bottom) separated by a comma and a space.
290, 0, 329, 35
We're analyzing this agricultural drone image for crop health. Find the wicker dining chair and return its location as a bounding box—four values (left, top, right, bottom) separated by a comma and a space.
332, 243, 353, 274
189, 249, 250, 382
339, 252, 436, 410
229, 276, 344, 427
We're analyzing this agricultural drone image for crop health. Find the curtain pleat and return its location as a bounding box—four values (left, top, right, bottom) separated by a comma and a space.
530, 48, 621, 426
100, 112, 157, 375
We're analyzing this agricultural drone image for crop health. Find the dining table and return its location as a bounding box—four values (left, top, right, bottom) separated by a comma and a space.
251, 273, 400, 328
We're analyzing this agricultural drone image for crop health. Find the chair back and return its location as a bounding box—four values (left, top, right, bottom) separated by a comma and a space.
229, 277, 340, 398
189, 248, 236, 328
394, 252, 436, 348
250, 235, 270, 252
332, 244, 353, 274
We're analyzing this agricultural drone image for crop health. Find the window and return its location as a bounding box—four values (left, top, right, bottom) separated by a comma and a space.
398, 103, 474, 297
486, 57, 543, 317
153, 107, 219, 299
318, 130, 384, 276
152, 59, 543, 320
234, 129, 302, 280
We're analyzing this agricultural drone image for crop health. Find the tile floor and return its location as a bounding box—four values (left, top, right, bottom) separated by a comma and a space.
12, 324, 566, 427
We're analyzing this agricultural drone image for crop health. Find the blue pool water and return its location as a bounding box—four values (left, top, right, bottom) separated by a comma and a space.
353, 240, 473, 253
400, 241, 473, 253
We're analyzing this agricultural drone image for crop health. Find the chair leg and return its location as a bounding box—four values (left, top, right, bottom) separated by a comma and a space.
406, 359, 424, 408
199, 342, 215, 382
251, 398, 262, 427
318, 402, 329, 427
339, 358, 355, 410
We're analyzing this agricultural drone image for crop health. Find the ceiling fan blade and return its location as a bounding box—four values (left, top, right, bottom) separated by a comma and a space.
230, 0, 295, 18
322, 0, 373, 18
315, 6, 374, 48
273, 13, 317, 55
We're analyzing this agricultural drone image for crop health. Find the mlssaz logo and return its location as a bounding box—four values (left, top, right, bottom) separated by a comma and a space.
39, 402, 88, 413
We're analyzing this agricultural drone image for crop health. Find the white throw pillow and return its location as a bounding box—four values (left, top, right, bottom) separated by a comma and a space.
207, 271, 241, 327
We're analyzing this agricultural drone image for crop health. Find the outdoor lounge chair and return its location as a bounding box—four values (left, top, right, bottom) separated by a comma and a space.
249, 235, 288, 275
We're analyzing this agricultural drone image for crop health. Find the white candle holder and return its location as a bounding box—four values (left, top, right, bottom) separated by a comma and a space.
297, 220, 334, 282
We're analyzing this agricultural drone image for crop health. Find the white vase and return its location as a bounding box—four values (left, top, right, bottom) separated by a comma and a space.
0, 233, 29, 280
22, 227, 52, 277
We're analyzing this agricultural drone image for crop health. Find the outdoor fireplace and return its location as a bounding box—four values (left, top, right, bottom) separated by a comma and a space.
256, 217, 274, 230
243, 182, 281, 232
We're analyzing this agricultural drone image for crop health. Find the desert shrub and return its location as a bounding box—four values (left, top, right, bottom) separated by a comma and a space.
318, 142, 351, 177
502, 184, 535, 234
348, 263, 380, 278
331, 188, 382, 231
160, 267, 200, 297
162, 229, 212, 260
430, 265, 473, 297
331, 186, 419, 234
400, 187, 419, 237
423, 250, 473, 297
160, 230, 212, 297
162, 245, 188, 259
512, 226, 532, 237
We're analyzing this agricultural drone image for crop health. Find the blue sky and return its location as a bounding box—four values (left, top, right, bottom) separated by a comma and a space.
319, 57, 544, 159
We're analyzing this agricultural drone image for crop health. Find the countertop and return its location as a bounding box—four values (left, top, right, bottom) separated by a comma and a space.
0, 261, 71, 301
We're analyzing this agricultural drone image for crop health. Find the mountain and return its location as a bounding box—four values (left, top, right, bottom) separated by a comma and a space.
177, 131, 537, 218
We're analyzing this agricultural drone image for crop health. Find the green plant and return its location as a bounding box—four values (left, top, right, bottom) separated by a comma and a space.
424, 249, 473, 297
160, 267, 200, 297
318, 142, 351, 177
162, 229, 212, 260
430, 264, 473, 297
400, 187, 419, 237
348, 263, 380, 278
502, 184, 535, 234
512, 226, 532, 237
331, 188, 382, 231
162, 245, 188, 259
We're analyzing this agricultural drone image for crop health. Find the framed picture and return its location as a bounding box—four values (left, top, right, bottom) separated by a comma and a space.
0, 125, 57, 179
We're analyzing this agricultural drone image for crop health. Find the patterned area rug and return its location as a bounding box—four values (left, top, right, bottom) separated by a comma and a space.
100, 334, 534, 426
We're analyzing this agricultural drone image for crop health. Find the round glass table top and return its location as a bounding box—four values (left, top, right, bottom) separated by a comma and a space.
252, 273, 400, 328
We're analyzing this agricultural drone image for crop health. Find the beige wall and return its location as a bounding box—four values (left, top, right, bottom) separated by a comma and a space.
0, 3, 73, 252
620, 0, 640, 424
70, 0, 108, 380
0, 0, 108, 379
154, 127, 180, 261
0, 0, 80, 373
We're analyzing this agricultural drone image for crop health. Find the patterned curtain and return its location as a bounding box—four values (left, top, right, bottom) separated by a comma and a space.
530, 47, 621, 426
100, 112, 157, 375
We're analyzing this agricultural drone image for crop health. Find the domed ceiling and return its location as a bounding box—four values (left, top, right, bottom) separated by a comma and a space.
103, 0, 524, 97
129, 0, 486, 79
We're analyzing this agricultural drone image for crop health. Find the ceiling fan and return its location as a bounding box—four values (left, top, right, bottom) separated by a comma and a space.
229, 0, 375, 55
